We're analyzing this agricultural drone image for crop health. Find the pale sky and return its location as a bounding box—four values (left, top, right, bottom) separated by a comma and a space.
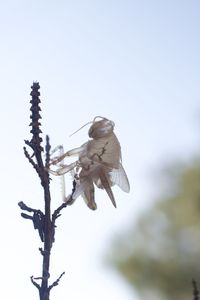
0, 1, 199, 299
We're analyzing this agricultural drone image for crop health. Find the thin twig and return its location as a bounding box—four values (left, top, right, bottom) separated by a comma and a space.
52, 180, 76, 221
30, 276, 41, 291
48, 272, 65, 291
193, 279, 200, 300
52, 202, 68, 221
18, 201, 45, 241
23, 146, 37, 170
18, 201, 43, 214
39, 247, 45, 256
20, 213, 33, 220
45, 135, 51, 168
23, 145, 44, 183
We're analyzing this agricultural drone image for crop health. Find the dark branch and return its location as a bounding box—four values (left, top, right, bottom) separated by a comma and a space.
29, 82, 43, 152
21, 83, 72, 300
193, 279, 200, 300
39, 247, 45, 256
52, 202, 68, 222
51, 180, 76, 243
24, 140, 35, 152
18, 201, 45, 241
23, 144, 45, 184
48, 272, 65, 291
51, 201, 68, 244
20, 213, 33, 220
18, 201, 43, 214
30, 276, 41, 291
45, 135, 51, 168
52, 179, 76, 219
23, 146, 37, 169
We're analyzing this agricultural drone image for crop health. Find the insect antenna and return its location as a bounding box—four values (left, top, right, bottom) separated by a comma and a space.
70, 121, 94, 137
69, 121, 93, 137
69, 116, 111, 137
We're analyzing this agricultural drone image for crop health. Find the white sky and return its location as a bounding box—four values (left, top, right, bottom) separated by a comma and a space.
0, 1, 199, 299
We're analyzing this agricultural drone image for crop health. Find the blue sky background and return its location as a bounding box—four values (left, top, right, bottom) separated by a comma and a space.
0, 1, 199, 299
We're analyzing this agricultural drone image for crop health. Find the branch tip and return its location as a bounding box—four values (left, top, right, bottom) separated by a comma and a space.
48, 272, 65, 291
29, 82, 43, 152
30, 275, 41, 291
193, 279, 200, 300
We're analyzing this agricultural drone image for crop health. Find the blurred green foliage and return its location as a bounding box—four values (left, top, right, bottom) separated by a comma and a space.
109, 159, 200, 300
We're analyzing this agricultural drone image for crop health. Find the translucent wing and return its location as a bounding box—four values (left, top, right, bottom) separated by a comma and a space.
99, 170, 117, 208
72, 179, 97, 210
109, 163, 130, 193
72, 180, 85, 200
82, 181, 97, 210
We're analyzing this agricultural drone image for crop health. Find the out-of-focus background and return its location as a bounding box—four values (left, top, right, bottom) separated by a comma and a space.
0, 1, 199, 299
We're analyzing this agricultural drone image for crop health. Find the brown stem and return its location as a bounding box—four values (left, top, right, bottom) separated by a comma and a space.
20, 83, 67, 300
40, 182, 52, 299
193, 279, 200, 300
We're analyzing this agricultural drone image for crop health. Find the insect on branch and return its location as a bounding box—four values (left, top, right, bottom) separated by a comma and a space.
48, 116, 130, 210
20, 83, 130, 300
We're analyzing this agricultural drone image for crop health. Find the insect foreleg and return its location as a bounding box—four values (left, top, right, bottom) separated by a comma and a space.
51, 145, 64, 155
49, 145, 84, 166
65, 145, 85, 156
48, 161, 77, 176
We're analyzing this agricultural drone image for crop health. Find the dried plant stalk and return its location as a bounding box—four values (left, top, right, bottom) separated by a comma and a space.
193, 279, 200, 300
19, 82, 74, 300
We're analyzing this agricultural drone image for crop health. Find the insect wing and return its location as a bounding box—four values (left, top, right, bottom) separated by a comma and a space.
72, 179, 97, 210
99, 170, 117, 208
109, 163, 130, 193
72, 180, 85, 200
82, 182, 97, 210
